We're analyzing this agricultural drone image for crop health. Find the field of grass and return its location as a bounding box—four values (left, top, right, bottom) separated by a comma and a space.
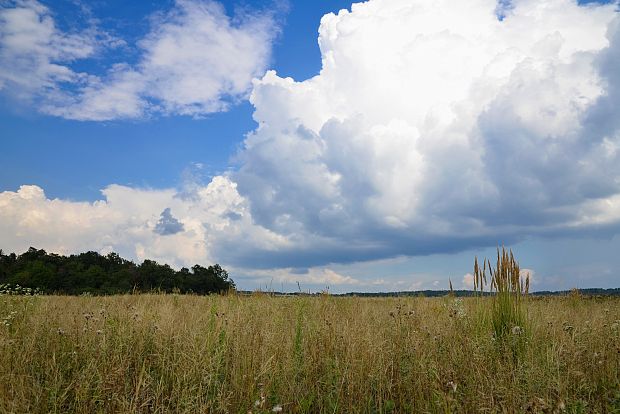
1, 291, 619, 413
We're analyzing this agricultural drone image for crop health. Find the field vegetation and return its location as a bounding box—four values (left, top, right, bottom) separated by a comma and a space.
0, 291, 619, 412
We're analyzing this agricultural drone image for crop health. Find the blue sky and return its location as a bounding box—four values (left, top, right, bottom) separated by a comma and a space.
1, 0, 620, 292
0, 0, 353, 201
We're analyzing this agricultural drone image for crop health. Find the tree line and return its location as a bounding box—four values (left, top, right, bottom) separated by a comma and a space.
339, 288, 620, 297
0, 247, 234, 295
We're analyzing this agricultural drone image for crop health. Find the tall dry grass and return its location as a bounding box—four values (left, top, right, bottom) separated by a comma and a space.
0, 290, 619, 413
474, 248, 529, 338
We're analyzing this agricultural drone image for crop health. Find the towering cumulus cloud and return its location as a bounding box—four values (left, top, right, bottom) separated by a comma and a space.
230, 0, 620, 266
1, 0, 620, 278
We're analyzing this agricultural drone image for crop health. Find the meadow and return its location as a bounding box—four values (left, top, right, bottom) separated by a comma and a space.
0, 290, 619, 413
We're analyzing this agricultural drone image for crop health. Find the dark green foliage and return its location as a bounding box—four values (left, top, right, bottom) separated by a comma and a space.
0, 247, 234, 295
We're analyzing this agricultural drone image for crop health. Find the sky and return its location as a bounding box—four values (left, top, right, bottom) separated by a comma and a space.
1, 0, 619, 293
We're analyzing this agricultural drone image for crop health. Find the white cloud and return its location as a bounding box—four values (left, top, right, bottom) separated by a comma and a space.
0, 178, 285, 269
462, 273, 475, 290
138, 0, 276, 116
0, 0, 96, 100
44, 65, 147, 120
520, 268, 535, 288
233, 0, 620, 265
0, 0, 278, 120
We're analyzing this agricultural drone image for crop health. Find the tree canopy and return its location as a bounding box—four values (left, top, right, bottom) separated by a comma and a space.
0, 247, 234, 295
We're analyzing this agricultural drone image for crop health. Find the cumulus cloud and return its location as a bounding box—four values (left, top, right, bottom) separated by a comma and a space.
0, 178, 286, 269
232, 0, 620, 266
0, 0, 278, 119
520, 268, 536, 287
462, 273, 475, 290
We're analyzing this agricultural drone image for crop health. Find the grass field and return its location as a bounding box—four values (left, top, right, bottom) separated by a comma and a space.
1, 292, 619, 413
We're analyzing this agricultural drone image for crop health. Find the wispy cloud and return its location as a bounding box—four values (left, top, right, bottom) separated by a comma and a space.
0, 0, 279, 120
0, 0, 97, 100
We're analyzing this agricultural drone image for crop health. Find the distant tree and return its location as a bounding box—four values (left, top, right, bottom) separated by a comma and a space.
0, 248, 234, 295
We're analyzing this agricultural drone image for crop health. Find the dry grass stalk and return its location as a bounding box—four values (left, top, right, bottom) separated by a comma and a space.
473, 247, 530, 339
